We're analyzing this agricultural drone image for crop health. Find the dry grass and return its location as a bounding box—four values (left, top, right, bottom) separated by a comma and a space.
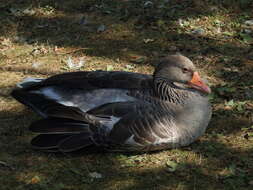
0, 0, 253, 189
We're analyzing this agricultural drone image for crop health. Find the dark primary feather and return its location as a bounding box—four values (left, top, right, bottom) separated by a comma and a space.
31, 134, 72, 150
25, 71, 153, 91
11, 54, 212, 153
58, 133, 94, 152
29, 118, 89, 134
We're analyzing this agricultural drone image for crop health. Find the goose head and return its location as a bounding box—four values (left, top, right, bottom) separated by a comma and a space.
154, 54, 211, 94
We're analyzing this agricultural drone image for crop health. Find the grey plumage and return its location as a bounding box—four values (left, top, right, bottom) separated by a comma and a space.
11, 54, 212, 152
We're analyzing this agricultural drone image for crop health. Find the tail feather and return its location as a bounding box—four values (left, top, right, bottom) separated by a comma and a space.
30, 118, 90, 134
59, 133, 94, 152
11, 88, 86, 120
12, 80, 104, 152
31, 134, 72, 150
30, 117, 95, 152
16, 77, 43, 89
31, 133, 94, 152
11, 88, 49, 117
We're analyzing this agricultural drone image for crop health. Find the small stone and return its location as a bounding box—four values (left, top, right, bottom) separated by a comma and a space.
144, 1, 153, 7
97, 24, 106, 33
249, 180, 253, 185
245, 20, 253, 26
143, 38, 154, 43
89, 172, 102, 179
192, 28, 205, 35
243, 29, 252, 34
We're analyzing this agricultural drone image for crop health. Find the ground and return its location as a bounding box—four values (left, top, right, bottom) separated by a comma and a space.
0, 0, 253, 190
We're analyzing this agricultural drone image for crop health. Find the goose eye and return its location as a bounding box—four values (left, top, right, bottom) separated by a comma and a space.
182, 68, 189, 73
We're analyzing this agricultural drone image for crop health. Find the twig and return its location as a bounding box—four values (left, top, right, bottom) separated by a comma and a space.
0, 161, 7, 166
0, 65, 60, 75
56, 48, 89, 55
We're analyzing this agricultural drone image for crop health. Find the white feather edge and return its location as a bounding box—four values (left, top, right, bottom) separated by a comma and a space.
17, 77, 43, 88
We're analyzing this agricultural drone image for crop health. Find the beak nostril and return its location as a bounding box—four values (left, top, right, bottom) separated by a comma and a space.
188, 72, 211, 94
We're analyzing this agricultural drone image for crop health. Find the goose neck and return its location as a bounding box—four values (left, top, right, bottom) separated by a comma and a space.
153, 78, 189, 104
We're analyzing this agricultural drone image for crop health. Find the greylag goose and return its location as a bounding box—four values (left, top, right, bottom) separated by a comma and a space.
11, 54, 212, 152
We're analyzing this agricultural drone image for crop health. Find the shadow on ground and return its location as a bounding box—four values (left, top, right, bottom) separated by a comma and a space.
0, 105, 252, 190
1, 1, 253, 190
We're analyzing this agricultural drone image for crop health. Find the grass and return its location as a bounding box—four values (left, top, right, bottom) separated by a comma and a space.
0, 0, 253, 189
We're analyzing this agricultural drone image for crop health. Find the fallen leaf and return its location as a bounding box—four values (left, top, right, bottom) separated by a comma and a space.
106, 65, 114, 71
143, 38, 154, 43
67, 57, 85, 70
223, 31, 234, 36
166, 160, 178, 172
130, 56, 147, 64
225, 99, 234, 107
30, 176, 40, 184
32, 62, 43, 69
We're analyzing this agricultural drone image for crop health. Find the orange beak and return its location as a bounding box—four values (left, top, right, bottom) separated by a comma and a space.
188, 72, 211, 94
